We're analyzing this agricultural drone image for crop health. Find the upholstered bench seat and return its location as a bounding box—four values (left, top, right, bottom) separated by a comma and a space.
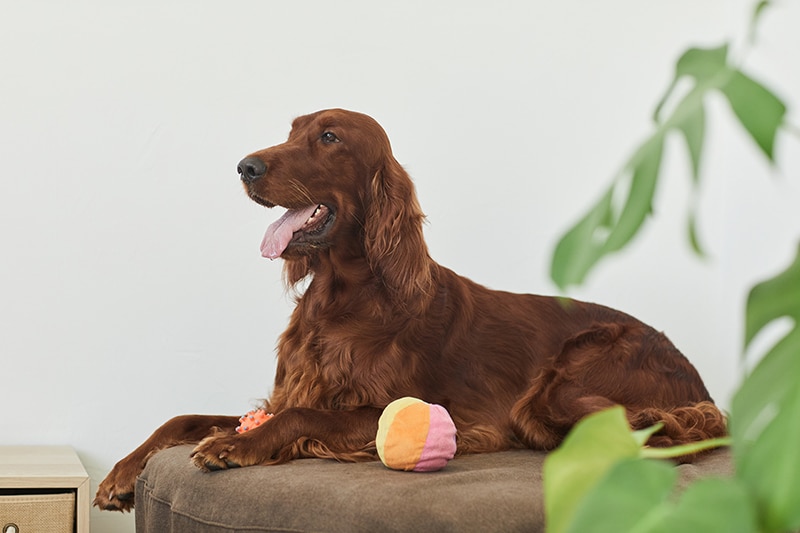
135, 444, 733, 532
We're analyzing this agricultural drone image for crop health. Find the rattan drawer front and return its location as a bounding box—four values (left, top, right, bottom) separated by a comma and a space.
1, 492, 75, 533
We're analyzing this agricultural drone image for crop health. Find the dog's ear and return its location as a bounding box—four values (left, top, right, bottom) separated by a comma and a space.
363, 156, 433, 311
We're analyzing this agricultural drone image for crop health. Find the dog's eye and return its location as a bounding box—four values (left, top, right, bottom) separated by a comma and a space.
320, 131, 340, 144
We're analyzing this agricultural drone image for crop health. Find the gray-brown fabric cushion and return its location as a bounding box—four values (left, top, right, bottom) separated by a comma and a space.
135, 445, 733, 533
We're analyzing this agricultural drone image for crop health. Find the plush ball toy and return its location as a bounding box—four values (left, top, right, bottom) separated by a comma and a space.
376, 397, 457, 472
236, 409, 274, 433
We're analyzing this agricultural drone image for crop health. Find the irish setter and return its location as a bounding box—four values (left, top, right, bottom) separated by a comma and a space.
95, 109, 726, 512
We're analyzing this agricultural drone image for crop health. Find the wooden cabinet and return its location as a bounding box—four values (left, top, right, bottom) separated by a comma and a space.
0, 446, 90, 533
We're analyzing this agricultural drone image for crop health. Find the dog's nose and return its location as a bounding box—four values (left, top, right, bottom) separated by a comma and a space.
238, 157, 267, 183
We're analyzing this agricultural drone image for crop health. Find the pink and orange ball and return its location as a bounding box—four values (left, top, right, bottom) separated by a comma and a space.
376, 397, 457, 472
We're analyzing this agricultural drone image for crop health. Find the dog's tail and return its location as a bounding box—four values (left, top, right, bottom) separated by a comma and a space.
628, 401, 728, 462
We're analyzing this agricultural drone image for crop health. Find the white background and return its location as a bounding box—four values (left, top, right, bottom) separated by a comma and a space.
1, 1, 798, 530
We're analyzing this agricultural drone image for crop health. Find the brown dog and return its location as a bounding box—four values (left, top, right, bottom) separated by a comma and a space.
95, 109, 726, 512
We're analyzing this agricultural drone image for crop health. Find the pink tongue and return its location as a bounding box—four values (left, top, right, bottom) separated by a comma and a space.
260, 205, 319, 259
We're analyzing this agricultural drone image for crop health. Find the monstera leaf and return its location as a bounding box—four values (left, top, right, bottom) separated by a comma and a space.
546, 3, 797, 532
551, 44, 786, 290
732, 245, 800, 532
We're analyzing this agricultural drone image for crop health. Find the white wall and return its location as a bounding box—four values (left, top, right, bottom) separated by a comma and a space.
1, 1, 798, 531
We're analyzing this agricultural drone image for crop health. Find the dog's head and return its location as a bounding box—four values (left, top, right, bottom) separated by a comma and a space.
239, 109, 432, 301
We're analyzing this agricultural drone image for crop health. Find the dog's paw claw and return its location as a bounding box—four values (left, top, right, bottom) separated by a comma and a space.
93, 490, 135, 512
191, 435, 249, 471
95, 464, 138, 512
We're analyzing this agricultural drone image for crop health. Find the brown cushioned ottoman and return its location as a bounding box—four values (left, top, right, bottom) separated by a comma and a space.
135, 445, 733, 532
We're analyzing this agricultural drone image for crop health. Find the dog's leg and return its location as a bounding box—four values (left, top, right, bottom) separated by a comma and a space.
510, 326, 627, 450
190, 407, 382, 470
94, 414, 239, 512
510, 367, 617, 450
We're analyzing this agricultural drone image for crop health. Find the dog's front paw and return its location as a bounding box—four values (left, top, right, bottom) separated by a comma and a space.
94, 460, 139, 512
190, 433, 250, 471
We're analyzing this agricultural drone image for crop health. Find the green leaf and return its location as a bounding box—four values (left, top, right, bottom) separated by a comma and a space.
544, 405, 734, 533
752, 0, 771, 24
550, 187, 615, 289
720, 70, 786, 161
733, 245, 800, 532
673, 93, 707, 256
564, 459, 754, 533
664, 477, 758, 533
732, 329, 800, 455
687, 205, 706, 257
550, 41, 787, 290
674, 45, 729, 83
632, 422, 664, 447
550, 136, 663, 290
565, 459, 676, 533
653, 45, 728, 123
544, 406, 641, 533
744, 243, 800, 347
736, 382, 800, 532
674, 97, 706, 184
749, 0, 772, 44
605, 136, 664, 252
734, 244, 800, 452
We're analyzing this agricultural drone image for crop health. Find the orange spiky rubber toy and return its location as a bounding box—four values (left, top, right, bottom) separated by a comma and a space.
235, 409, 274, 433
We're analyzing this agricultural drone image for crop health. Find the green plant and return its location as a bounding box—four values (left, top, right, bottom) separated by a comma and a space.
544, 3, 800, 532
